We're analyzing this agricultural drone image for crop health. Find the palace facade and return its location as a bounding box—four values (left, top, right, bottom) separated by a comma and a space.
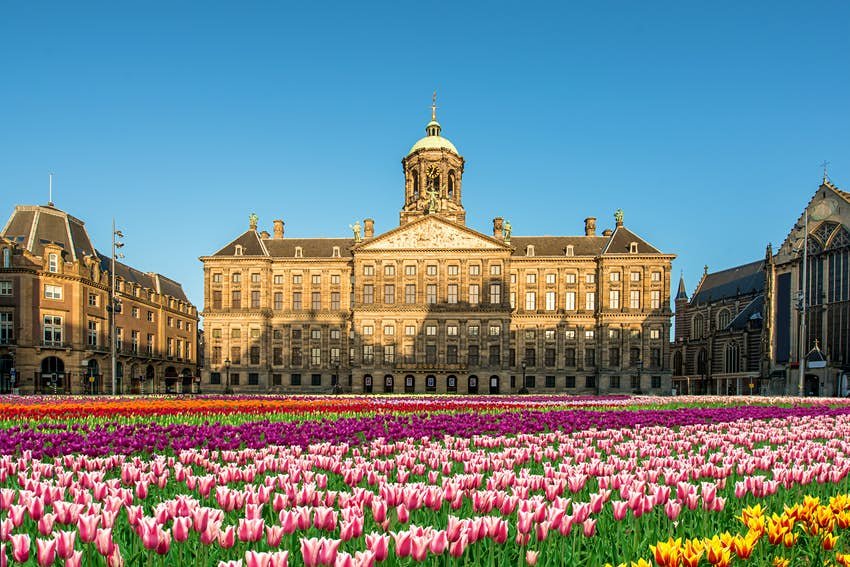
0, 203, 199, 394
200, 106, 675, 394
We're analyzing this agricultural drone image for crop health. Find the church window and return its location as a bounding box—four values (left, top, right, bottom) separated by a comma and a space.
693, 314, 704, 339
725, 342, 740, 373
718, 309, 731, 330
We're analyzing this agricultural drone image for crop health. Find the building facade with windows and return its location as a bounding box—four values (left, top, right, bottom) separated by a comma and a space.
200, 106, 675, 394
0, 203, 199, 394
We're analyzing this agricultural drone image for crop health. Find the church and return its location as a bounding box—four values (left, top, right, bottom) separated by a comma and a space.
200, 101, 675, 394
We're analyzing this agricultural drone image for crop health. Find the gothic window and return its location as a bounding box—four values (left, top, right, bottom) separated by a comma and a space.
725, 342, 740, 374
827, 226, 850, 250
718, 309, 731, 330
696, 348, 707, 375
693, 314, 704, 340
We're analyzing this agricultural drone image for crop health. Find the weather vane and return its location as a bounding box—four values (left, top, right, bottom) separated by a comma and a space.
821, 160, 830, 183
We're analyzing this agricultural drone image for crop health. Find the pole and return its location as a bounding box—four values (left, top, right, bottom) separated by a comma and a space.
798, 209, 808, 397
111, 218, 117, 396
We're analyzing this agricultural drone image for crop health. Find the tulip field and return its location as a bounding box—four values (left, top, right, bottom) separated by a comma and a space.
3, 396, 850, 566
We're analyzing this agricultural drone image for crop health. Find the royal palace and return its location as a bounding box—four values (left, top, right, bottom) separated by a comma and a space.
200, 104, 675, 394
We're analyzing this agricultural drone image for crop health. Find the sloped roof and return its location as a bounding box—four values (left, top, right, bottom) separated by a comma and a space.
691, 260, 764, 305
602, 226, 662, 255
264, 238, 355, 258
728, 294, 764, 331
95, 251, 190, 302
1, 204, 96, 261
510, 236, 608, 257
213, 230, 268, 256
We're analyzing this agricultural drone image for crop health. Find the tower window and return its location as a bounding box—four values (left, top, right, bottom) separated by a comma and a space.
448, 171, 455, 198
412, 171, 419, 200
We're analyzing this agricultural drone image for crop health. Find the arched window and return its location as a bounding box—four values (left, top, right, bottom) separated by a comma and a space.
718, 310, 731, 330
696, 349, 707, 375
2, 248, 9, 268
412, 171, 419, 200
447, 171, 455, 198
673, 351, 683, 376
725, 343, 740, 374
693, 314, 704, 340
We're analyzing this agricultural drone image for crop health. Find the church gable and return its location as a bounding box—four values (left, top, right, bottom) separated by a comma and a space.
357, 216, 507, 251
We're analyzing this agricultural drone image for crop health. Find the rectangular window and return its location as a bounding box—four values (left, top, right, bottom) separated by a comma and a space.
292, 292, 302, 310
210, 372, 221, 385
524, 348, 536, 367
651, 272, 661, 282
291, 373, 302, 386
330, 347, 340, 364
87, 293, 98, 307
545, 348, 556, 367
545, 291, 556, 311
650, 328, 661, 340
384, 325, 395, 336
426, 324, 437, 336
609, 347, 620, 367
425, 344, 437, 364
212, 290, 222, 309
468, 284, 479, 305
426, 284, 437, 304
651, 375, 662, 389
490, 324, 501, 336
330, 274, 340, 285
168, 316, 174, 327
651, 348, 661, 368
565, 273, 576, 284
251, 290, 261, 308
630, 290, 640, 309
510, 292, 516, 309
405, 325, 415, 336
585, 348, 596, 367
525, 329, 536, 340
565, 375, 575, 388
363, 285, 374, 304
545, 375, 556, 388
48, 253, 59, 273
610, 271, 620, 282
147, 334, 154, 355
291, 328, 301, 340
426, 265, 437, 276
565, 348, 576, 367
330, 328, 340, 339
545, 329, 556, 340
468, 325, 479, 336
586, 273, 595, 283
609, 328, 620, 339
565, 329, 576, 340
231, 290, 241, 309
363, 265, 374, 276
247, 373, 259, 385
405, 284, 416, 304
447, 325, 458, 336
212, 273, 223, 283
468, 345, 479, 366
273, 274, 283, 285
311, 348, 321, 366
293, 274, 302, 284
585, 292, 595, 311
562, 291, 575, 311
232, 272, 241, 283
585, 375, 596, 389
610, 375, 620, 388
274, 292, 283, 310
488, 283, 501, 304
446, 344, 458, 364
447, 284, 458, 304
311, 291, 321, 310
331, 292, 341, 310
383, 345, 395, 364
609, 290, 620, 309
384, 284, 395, 304
0, 281, 11, 296
273, 347, 283, 366
631, 374, 640, 390
86, 320, 97, 347
131, 330, 139, 353
489, 345, 500, 365
447, 265, 459, 276
631, 271, 641, 282
469, 265, 480, 276
585, 329, 595, 339
363, 325, 373, 336
230, 373, 240, 385
526, 272, 537, 284
312, 274, 321, 285
291, 347, 301, 366
525, 291, 536, 311
250, 346, 260, 365
383, 265, 395, 276
44, 284, 63, 300
271, 373, 282, 386
405, 265, 416, 276
545, 273, 556, 285
651, 290, 661, 309
363, 345, 375, 364
43, 315, 62, 345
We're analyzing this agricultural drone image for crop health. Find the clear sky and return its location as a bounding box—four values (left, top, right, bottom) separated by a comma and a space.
2, 1, 848, 317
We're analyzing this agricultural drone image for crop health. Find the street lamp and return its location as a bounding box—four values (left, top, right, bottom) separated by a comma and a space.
111, 220, 124, 396
224, 358, 231, 394
521, 360, 527, 393
791, 210, 809, 397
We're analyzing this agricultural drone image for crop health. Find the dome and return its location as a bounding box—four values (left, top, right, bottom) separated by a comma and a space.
407, 120, 459, 155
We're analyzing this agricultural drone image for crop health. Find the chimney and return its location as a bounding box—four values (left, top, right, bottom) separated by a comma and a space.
364, 218, 375, 239
584, 217, 597, 237
493, 217, 504, 239
260, 230, 270, 239
602, 229, 613, 236
273, 219, 285, 239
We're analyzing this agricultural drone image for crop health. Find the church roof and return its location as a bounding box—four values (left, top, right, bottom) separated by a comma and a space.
691, 260, 764, 305
728, 294, 764, 331
409, 132, 459, 155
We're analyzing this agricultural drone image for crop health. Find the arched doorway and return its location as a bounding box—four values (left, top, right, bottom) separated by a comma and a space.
144, 365, 155, 394
447, 374, 457, 393
425, 374, 436, 393
0, 354, 13, 394
40, 356, 65, 394
468, 375, 479, 394
805, 374, 820, 397
164, 367, 178, 394
404, 374, 415, 394
181, 369, 193, 394
383, 374, 394, 394
364, 374, 373, 394
489, 375, 500, 395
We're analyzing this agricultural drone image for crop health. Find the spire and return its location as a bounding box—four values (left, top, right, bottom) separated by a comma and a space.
676, 271, 688, 301
426, 91, 441, 137
821, 160, 830, 185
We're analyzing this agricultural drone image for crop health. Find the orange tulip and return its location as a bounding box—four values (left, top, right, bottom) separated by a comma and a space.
650, 538, 682, 567
781, 531, 798, 548
822, 532, 838, 551
772, 557, 790, 567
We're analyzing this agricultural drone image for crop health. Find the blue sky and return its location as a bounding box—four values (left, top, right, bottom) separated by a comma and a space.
2, 1, 848, 314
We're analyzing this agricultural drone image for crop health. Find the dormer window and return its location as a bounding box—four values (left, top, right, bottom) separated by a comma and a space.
48, 253, 59, 273
565, 245, 574, 257
629, 242, 639, 254
332, 246, 340, 258
295, 246, 303, 258
2, 248, 9, 268
234, 245, 243, 256
526, 245, 535, 257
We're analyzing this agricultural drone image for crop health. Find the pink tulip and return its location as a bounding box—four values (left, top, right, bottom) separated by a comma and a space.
391, 531, 412, 558
107, 545, 124, 567
612, 500, 629, 521
95, 528, 115, 556
77, 513, 100, 543
65, 550, 83, 567
245, 551, 272, 567
55, 530, 76, 559
218, 526, 236, 549
237, 518, 265, 543
269, 551, 289, 567
396, 504, 409, 524
526, 550, 539, 566
365, 533, 389, 562
155, 529, 171, 555
37, 513, 55, 536
582, 518, 596, 538
300, 538, 322, 567
0, 543, 6, 567
9, 534, 29, 564
8, 506, 25, 528
429, 531, 448, 554
318, 538, 340, 565
448, 535, 467, 559
36, 538, 55, 567
173, 517, 191, 543
201, 522, 221, 545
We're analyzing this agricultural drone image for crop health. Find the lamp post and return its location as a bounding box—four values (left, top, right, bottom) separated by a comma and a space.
791, 209, 809, 397
521, 360, 527, 393
111, 220, 124, 396
224, 358, 231, 394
